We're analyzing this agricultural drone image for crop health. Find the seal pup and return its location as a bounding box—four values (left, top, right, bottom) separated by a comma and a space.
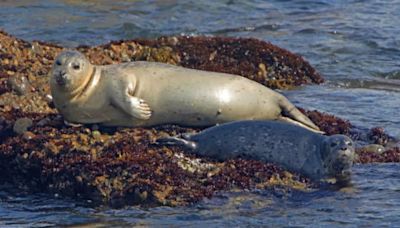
156, 120, 355, 182
50, 50, 320, 132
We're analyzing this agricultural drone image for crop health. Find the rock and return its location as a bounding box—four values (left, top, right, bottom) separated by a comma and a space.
368, 127, 390, 145
7, 75, 32, 95
13, 117, 33, 135
359, 144, 385, 155
36, 117, 51, 127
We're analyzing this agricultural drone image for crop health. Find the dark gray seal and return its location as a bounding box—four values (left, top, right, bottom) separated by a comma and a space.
157, 120, 355, 182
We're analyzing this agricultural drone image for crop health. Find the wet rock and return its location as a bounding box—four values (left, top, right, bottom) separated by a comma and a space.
358, 144, 385, 155
356, 147, 400, 163
36, 117, 52, 127
13, 117, 33, 135
368, 127, 390, 145
7, 75, 32, 95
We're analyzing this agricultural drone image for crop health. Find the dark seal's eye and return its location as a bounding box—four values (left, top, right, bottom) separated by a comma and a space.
346, 141, 352, 146
330, 141, 338, 147
55, 60, 62, 66
72, 62, 80, 70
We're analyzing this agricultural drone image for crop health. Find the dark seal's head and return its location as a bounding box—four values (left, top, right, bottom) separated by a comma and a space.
321, 134, 355, 182
50, 50, 93, 94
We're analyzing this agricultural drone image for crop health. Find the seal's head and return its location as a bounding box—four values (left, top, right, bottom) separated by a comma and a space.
50, 50, 93, 93
321, 135, 355, 182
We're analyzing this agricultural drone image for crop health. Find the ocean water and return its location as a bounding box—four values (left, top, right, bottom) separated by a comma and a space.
1, 164, 399, 227
0, 0, 399, 227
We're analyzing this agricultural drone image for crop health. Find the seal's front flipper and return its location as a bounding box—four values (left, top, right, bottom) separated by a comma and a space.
127, 97, 152, 120
278, 96, 322, 133
112, 94, 152, 120
156, 136, 197, 150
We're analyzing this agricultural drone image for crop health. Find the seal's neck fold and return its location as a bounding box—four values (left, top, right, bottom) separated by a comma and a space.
70, 65, 99, 101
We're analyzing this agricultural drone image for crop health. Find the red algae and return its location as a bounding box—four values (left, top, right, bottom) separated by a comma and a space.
0, 113, 307, 206
301, 109, 352, 135
137, 36, 324, 89
356, 147, 400, 164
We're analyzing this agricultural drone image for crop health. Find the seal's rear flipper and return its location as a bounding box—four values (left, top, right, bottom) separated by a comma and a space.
278, 116, 325, 134
278, 96, 323, 133
155, 136, 197, 150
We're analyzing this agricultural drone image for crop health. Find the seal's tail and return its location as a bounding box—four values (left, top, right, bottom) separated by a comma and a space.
155, 136, 197, 150
278, 96, 324, 134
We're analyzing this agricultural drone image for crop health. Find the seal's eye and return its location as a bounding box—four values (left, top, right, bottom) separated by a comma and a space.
55, 60, 62, 66
330, 141, 338, 147
72, 63, 80, 70
346, 141, 352, 146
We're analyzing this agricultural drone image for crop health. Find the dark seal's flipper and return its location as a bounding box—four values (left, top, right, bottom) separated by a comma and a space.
156, 136, 197, 150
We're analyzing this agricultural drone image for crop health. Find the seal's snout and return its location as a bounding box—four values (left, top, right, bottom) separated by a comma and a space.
333, 143, 355, 180
323, 135, 356, 182
341, 142, 355, 160
336, 142, 355, 165
338, 147, 353, 159
55, 70, 67, 86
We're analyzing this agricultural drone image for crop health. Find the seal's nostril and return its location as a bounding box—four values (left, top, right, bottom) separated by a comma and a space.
56, 71, 67, 86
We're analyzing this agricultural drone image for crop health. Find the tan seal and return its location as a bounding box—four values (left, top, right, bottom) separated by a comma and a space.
50, 50, 320, 131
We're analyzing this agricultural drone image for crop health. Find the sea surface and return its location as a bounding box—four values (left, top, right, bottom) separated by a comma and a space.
1, 0, 399, 227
